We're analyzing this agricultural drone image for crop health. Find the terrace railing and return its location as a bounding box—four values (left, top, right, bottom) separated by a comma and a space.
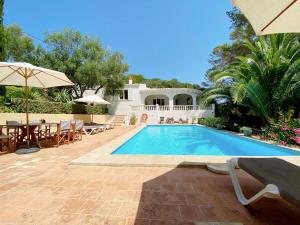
131, 105, 213, 111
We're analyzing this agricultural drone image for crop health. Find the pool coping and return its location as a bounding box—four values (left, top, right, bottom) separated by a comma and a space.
71, 124, 300, 167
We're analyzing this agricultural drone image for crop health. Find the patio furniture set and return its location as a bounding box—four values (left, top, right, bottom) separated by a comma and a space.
0, 120, 114, 152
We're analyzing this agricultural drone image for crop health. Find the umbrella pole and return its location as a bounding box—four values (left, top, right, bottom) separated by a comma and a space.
25, 77, 30, 148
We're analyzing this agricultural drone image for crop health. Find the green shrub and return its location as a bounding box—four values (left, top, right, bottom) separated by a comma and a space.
198, 117, 225, 128
129, 114, 138, 125
0, 106, 16, 113
8, 98, 106, 115
0, 96, 4, 105
5, 86, 42, 100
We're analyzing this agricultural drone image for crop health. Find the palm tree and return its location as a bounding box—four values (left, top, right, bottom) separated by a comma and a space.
202, 34, 300, 122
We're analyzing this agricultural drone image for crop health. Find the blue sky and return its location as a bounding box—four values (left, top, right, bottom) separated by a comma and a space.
5, 0, 233, 84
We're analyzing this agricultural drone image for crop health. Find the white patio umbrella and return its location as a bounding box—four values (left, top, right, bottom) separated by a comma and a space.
232, 0, 300, 35
74, 95, 110, 124
0, 62, 74, 153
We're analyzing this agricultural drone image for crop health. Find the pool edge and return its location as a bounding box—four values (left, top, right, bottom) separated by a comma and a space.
71, 124, 300, 167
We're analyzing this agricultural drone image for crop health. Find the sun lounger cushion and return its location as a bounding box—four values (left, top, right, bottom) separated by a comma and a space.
238, 158, 300, 207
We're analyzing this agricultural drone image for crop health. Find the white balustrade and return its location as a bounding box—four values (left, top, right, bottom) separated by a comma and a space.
131, 105, 213, 111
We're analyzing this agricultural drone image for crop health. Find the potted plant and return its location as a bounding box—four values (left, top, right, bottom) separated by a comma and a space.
192, 117, 196, 124
129, 114, 137, 125
240, 126, 252, 136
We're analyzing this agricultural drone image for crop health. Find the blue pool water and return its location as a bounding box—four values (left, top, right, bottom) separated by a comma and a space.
112, 125, 300, 156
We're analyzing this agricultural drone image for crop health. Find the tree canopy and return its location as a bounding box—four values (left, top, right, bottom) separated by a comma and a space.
1, 26, 129, 99
126, 74, 202, 90
36, 29, 128, 98
203, 8, 300, 124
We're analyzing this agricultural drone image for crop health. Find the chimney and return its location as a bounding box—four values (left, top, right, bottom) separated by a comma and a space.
128, 76, 133, 85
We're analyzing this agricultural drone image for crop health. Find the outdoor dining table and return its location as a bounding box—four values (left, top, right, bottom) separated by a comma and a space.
5, 123, 42, 148
5, 122, 61, 149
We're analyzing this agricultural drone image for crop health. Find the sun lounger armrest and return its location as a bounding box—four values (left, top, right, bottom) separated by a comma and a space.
227, 158, 280, 205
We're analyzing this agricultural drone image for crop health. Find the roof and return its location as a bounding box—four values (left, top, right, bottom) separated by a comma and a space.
139, 88, 202, 94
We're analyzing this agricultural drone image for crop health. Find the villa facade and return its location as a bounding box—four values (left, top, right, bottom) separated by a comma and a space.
106, 78, 215, 124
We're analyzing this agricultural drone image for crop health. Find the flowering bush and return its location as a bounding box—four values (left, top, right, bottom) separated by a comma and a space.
263, 110, 300, 145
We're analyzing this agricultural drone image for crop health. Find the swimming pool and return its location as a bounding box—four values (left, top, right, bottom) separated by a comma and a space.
112, 125, 300, 156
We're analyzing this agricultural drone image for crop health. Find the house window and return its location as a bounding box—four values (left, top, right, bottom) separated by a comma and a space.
120, 90, 128, 100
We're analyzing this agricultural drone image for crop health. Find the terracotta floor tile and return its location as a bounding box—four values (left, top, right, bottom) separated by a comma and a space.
117, 202, 140, 217
126, 218, 149, 225
10, 194, 36, 208
81, 215, 106, 225
160, 184, 176, 192
114, 190, 135, 202
179, 205, 203, 221
98, 189, 119, 201
58, 198, 87, 214
104, 217, 127, 225
95, 201, 121, 217
166, 193, 187, 204
21, 197, 54, 210
80, 200, 104, 214
81, 189, 103, 200
54, 187, 87, 199
149, 219, 176, 225
185, 192, 223, 206
213, 206, 252, 224
47, 213, 82, 225
176, 184, 194, 193
144, 203, 180, 220
0, 207, 27, 224
199, 206, 219, 222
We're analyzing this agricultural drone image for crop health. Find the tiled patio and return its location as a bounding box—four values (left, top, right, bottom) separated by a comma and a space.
0, 126, 300, 225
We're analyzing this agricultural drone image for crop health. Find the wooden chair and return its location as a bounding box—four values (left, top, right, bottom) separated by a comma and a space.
0, 125, 10, 152
6, 121, 22, 148
55, 121, 72, 147
72, 120, 83, 142
29, 120, 42, 142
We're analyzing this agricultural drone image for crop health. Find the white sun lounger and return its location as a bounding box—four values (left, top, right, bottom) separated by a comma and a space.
227, 158, 298, 206
82, 125, 105, 135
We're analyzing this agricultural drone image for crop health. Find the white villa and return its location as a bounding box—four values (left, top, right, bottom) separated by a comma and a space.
106, 78, 215, 124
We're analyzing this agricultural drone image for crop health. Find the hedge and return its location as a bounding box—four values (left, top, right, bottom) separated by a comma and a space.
3, 98, 107, 115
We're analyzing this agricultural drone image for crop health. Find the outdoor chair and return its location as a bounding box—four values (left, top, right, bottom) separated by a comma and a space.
166, 117, 174, 124
6, 120, 22, 148
29, 120, 42, 140
0, 125, 10, 152
72, 120, 84, 142
37, 122, 55, 147
159, 117, 165, 124
82, 124, 105, 135
227, 158, 300, 208
54, 121, 72, 147
182, 118, 189, 124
